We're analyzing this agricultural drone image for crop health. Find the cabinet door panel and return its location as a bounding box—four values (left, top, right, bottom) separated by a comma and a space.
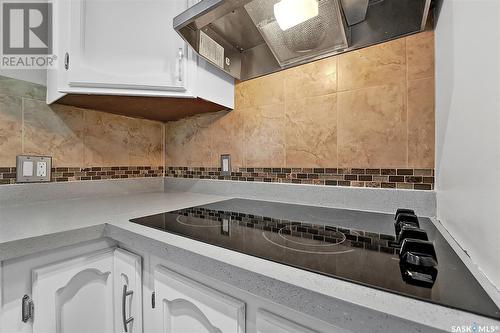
67, 0, 189, 91
32, 249, 115, 333
152, 265, 245, 333
31, 248, 142, 333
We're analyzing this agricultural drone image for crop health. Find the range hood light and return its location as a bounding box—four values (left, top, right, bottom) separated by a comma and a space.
273, 0, 319, 31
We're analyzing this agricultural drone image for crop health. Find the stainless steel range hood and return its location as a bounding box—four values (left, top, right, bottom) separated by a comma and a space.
174, 0, 432, 81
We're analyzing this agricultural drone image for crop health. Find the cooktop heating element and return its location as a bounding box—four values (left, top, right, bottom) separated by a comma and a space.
130, 198, 500, 319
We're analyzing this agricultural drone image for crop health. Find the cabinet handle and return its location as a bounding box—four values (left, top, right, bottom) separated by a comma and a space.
178, 48, 183, 82
21, 295, 33, 323
122, 285, 134, 332
64, 52, 69, 70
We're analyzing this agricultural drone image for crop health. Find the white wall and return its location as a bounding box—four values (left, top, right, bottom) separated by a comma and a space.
435, 0, 500, 289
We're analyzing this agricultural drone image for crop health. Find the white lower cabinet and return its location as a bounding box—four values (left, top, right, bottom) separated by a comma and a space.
0, 240, 405, 333
32, 247, 142, 333
0, 241, 142, 333
150, 265, 246, 333
256, 310, 320, 333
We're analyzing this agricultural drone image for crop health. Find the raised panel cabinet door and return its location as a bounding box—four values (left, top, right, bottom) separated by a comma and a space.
31, 248, 142, 333
67, 0, 190, 91
151, 265, 245, 333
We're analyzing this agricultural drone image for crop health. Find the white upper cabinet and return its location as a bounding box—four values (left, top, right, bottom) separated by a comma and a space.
31, 248, 142, 333
47, 0, 234, 109
67, 0, 188, 92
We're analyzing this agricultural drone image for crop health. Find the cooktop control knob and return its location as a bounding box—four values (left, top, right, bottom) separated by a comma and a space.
397, 226, 429, 244
394, 208, 415, 220
394, 213, 420, 235
400, 239, 438, 267
399, 238, 438, 287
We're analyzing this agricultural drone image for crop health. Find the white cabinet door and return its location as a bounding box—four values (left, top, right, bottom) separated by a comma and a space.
47, 0, 234, 108
66, 0, 189, 91
32, 248, 142, 333
257, 310, 320, 333
151, 265, 245, 333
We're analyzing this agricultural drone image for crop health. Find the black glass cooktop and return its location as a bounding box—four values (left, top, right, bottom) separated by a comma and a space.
130, 198, 500, 319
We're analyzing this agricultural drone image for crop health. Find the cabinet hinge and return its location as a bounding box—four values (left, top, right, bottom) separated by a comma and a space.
21, 295, 34, 323
151, 291, 155, 309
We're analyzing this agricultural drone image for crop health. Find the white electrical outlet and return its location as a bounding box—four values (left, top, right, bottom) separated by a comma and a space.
16, 155, 52, 183
36, 161, 47, 177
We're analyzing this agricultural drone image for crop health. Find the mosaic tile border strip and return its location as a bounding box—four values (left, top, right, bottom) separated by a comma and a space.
166, 167, 435, 190
1, 165, 434, 190
0, 166, 164, 185
172, 207, 399, 254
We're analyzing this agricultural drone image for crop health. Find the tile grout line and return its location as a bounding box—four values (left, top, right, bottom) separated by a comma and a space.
405, 37, 410, 168
282, 73, 287, 168
336, 56, 340, 168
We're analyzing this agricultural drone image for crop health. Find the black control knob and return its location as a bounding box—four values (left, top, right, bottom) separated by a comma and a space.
396, 226, 429, 244
399, 263, 438, 287
400, 238, 437, 267
394, 213, 420, 235
395, 208, 415, 220
399, 238, 438, 287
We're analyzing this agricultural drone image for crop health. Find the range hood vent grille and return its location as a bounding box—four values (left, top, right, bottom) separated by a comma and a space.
244, 0, 349, 67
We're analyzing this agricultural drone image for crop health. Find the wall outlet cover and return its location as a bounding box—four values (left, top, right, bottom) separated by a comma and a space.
220, 154, 231, 176
16, 155, 52, 183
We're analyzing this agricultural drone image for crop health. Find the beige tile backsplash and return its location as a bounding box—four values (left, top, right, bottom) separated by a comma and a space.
284, 56, 337, 100
337, 84, 408, 168
285, 94, 337, 167
0, 77, 164, 168
337, 38, 406, 92
0, 95, 23, 164
243, 103, 286, 167
408, 77, 435, 168
164, 112, 215, 167
406, 30, 435, 81
166, 31, 435, 169
23, 101, 85, 167
0, 31, 434, 176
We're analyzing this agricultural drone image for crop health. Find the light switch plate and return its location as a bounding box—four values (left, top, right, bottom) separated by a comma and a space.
16, 155, 52, 183
221, 215, 231, 236
22, 161, 34, 177
220, 154, 231, 176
